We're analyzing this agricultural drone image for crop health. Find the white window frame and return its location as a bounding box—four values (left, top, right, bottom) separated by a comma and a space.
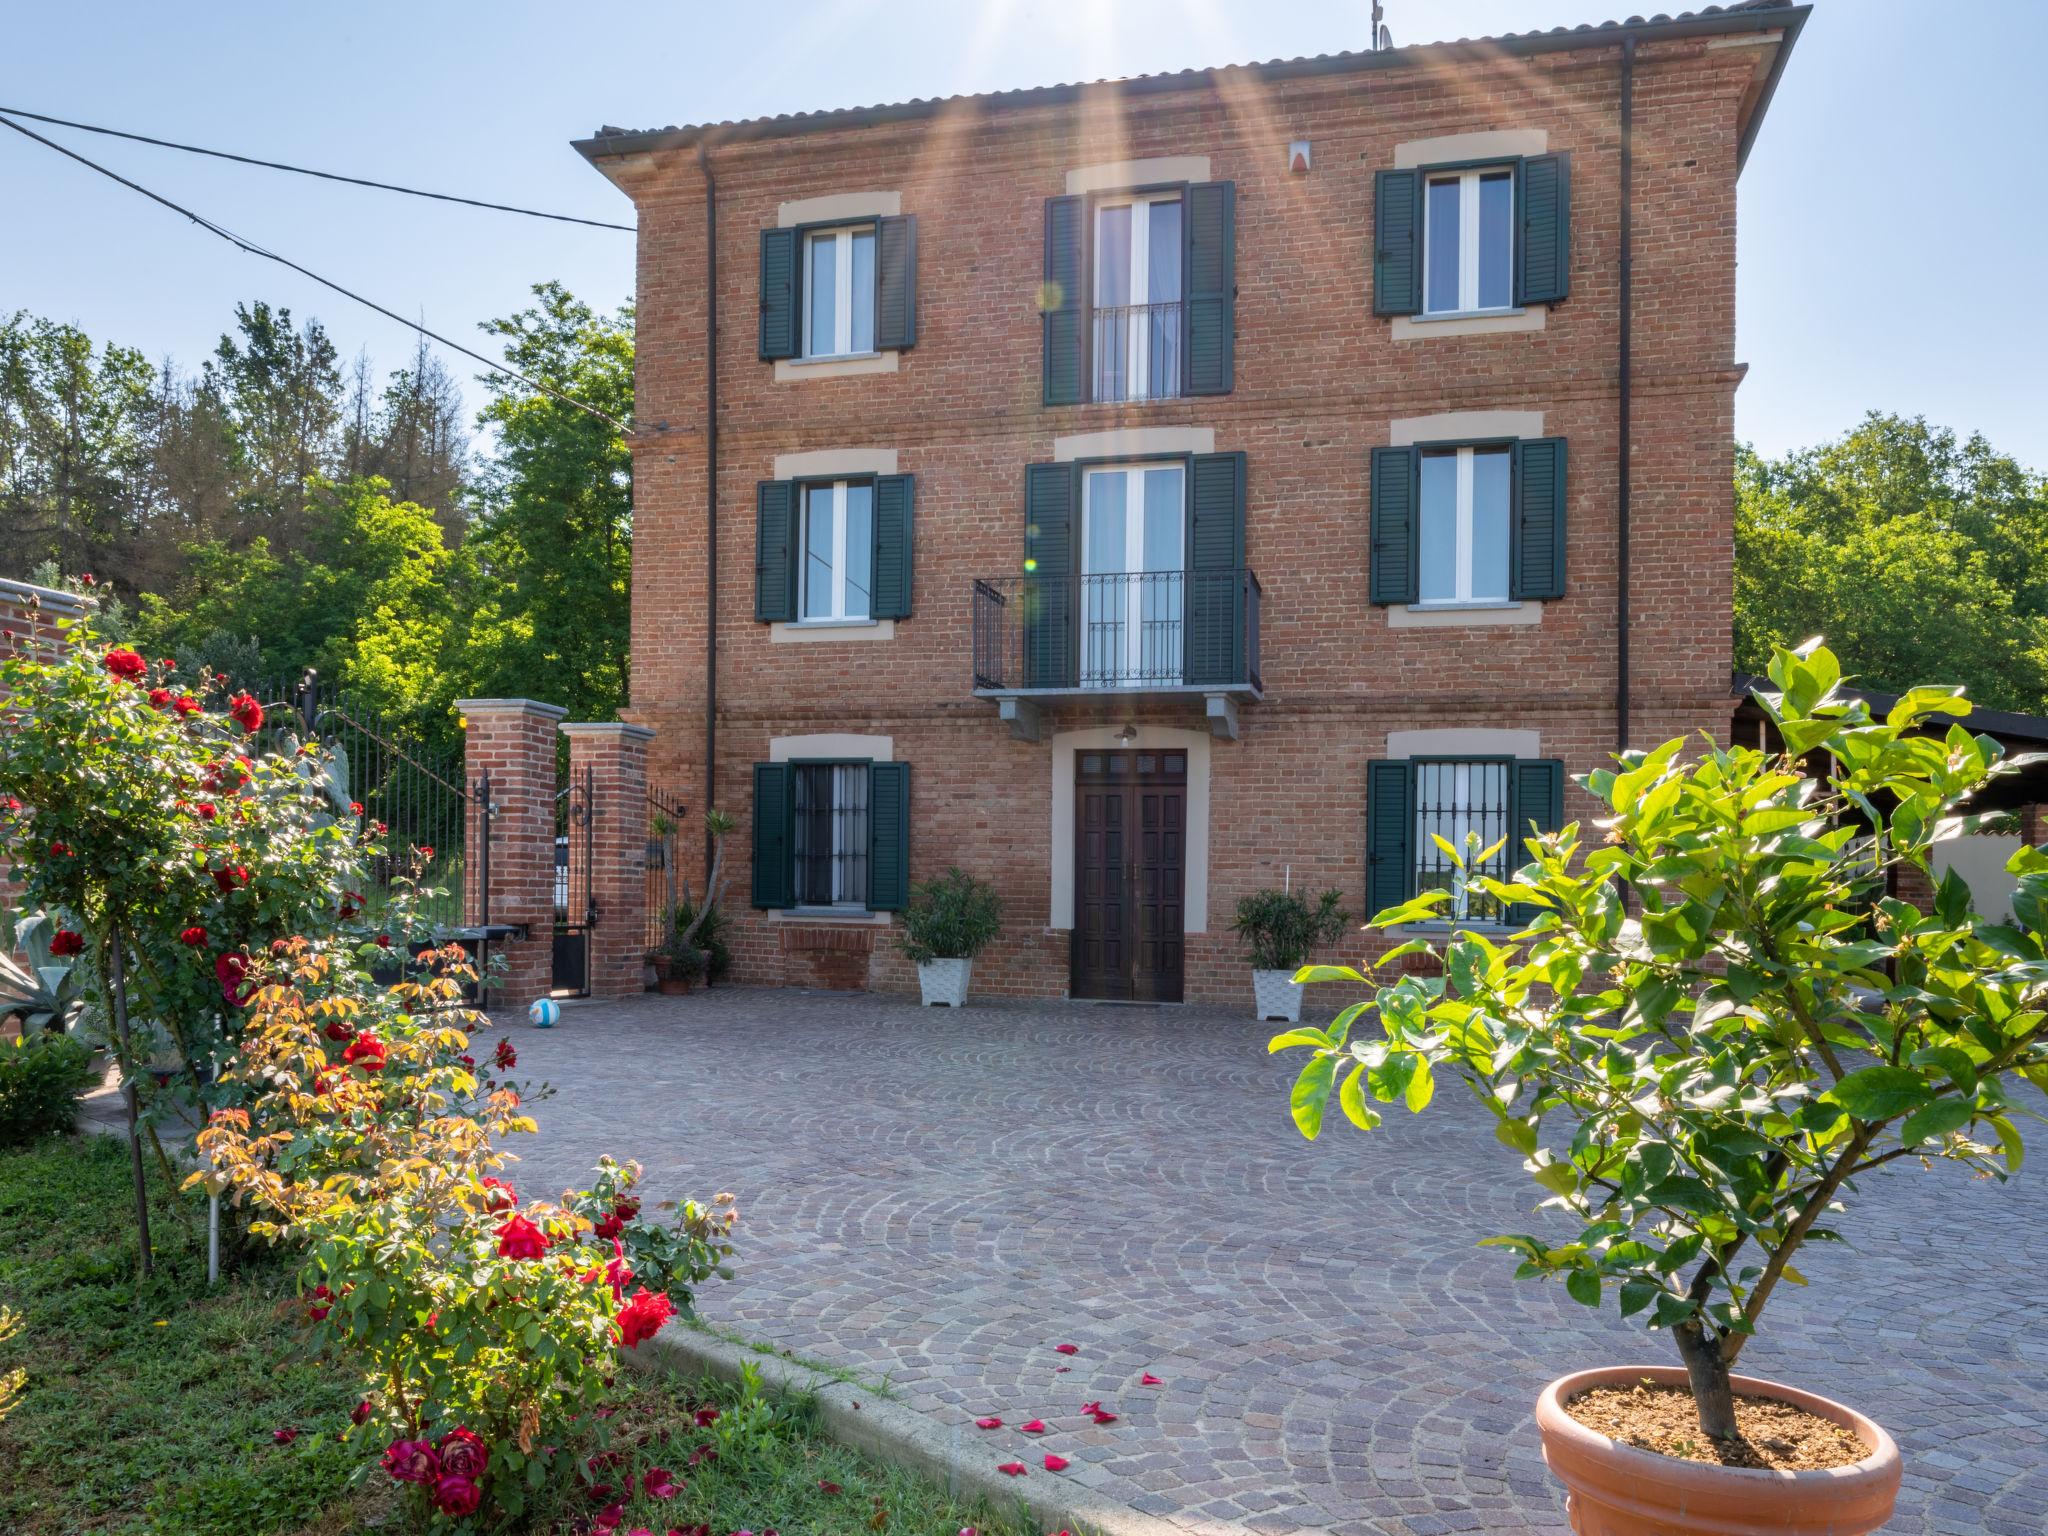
799, 480, 871, 624
1091, 193, 1183, 402
1080, 462, 1186, 686
802, 225, 876, 360
1418, 445, 1511, 607
1423, 165, 1516, 317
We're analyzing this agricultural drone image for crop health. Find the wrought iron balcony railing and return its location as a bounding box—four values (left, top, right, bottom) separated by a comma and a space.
1091, 301, 1183, 403
971, 568, 1261, 696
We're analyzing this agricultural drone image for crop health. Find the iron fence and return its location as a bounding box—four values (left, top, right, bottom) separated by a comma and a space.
971, 567, 1261, 694
1091, 301, 1183, 402
643, 785, 689, 955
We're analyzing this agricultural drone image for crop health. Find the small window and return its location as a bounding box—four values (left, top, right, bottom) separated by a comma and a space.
800, 481, 874, 622
804, 225, 877, 359
1418, 444, 1511, 604
1424, 166, 1514, 316
1092, 194, 1183, 402
793, 763, 869, 908
1414, 759, 1511, 922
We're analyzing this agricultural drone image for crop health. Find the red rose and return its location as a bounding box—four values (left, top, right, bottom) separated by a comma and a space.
380, 1437, 441, 1484
305, 1284, 333, 1322
213, 864, 249, 893
614, 1196, 640, 1222
481, 1176, 517, 1211
48, 841, 70, 857
349, 800, 364, 816
103, 648, 146, 680
496, 1214, 550, 1260
147, 687, 172, 709
416, 844, 435, 859
342, 1033, 386, 1072
604, 1239, 634, 1298
594, 1211, 624, 1241
228, 691, 264, 733
159, 657, 175, 669
179, 926, 207, 947
48, 929, 85, 957
375, 933, 391, 949
432, 1475, 481, 1518
494, 1038, 517, 1071
195, 801, 217, 821
616, 1285, 675, 1350
216, 952, 257, 1006
173, 694, 200, 716
324, 1020, 355, 1043
350, 1399, 372, 1426
436, 1427, 489, 1481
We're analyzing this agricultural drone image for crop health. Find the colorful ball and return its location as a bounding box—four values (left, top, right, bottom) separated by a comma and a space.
528, 997, 560, 1029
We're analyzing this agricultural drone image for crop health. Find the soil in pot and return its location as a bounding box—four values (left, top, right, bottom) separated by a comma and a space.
1565, 1381, 1866, 1472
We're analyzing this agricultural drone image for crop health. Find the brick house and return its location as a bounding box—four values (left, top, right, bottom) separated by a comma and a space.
573, 2, 1810, 1003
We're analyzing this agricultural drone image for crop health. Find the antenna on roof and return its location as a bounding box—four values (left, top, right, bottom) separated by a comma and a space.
1371, 2, 1394, 52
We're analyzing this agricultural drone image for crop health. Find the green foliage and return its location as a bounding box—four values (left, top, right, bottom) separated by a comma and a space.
671, 897, 731, 981
1735, 414, 2048, 714
0, 1033, 97, 1145
565, 1155, 737, 1316
0, 911, 91, 1037
1274, 643, 2048, 1426
1232, 887, 1350, 971
896, 868, 1004, 964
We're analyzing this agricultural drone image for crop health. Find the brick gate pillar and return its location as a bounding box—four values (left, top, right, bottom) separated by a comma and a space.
561, 721, 655, 998
458, 698, 567, 1008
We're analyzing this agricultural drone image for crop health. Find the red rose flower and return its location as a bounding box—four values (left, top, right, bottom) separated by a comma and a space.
216, 951, 257, 1006
480, 1176, 517, 1211
375, 933, 391, 949
323, 1020, 355, 1043
103, 648, 146, 680
614, 1196, 640, 1221
432, 1475, 481, 1518
147, 687, 172, 709
416, 844, 434, 859
342, 1032, 386, 1072
192, 801, 216, 820
494, 1038, 517, 1071
616, 1285, 675, 1350
48, 929, 85, 957
380, 1437, 441, 1484
179, 926, 207, 947
173, 694, 200, 716
496, 1214, 550, 1260
305, 1284, 333, 1322
594, 1210, 624, 1241
228, 691, 264, 733
436, 1427, 489, 1481
213, 864, 249, 893
349, 800, 364, 816
48, 841, 70, 858
350, 1399, 372, 1426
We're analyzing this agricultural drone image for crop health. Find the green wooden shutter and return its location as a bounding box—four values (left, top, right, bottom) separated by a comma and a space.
1042, 195, 1087, 406
1023, 462, 1077, 687
1506, 758, 1566, 928
1511, 437, 1568, 601
1369, 446, 1420, 605
750, 763, 795, 909
1184, 451, 1246, 685
759, 228, 800, 360
1372, 169, 1423, 317
1183, 181, 1235, 396
1366, 760, 1416, 921
1516, 152, 1571, 307
875, 214, 918, 350
754, 480, 798, 622
867, 762, 911, 911
871, 474, 914, 620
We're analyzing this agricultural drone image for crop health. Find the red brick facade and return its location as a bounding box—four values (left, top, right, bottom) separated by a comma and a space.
578, 14, 1799, 1002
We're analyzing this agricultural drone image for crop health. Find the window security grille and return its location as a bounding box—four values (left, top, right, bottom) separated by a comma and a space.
1414, 760, 1511, 921
793, 764, 868, 907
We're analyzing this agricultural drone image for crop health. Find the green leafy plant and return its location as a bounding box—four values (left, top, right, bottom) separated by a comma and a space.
568, 1155, 737, 1315
0, 910, 90, 1037
672, 896, 731, 982
1273, 642, 2048, 1443
896, 868, 1003, 965
0, 1032, 99, 1145
1232, 887, 1349, 971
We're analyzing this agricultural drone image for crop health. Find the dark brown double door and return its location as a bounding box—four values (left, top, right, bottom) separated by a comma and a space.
1072, 749, 1186, 1001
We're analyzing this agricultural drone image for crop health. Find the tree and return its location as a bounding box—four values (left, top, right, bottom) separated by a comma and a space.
1735, 414, 2048, 715
203, 301, 345, 554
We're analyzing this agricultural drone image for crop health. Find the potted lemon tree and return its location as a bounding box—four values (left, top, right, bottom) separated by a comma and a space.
1232, 887, 1348, 1023
1272, 644, 2047, 1536
897, 868, 1001, 1007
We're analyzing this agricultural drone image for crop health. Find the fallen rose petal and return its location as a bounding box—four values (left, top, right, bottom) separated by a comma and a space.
1053, 1365, 1070, 1373
996, 1461, 1027, 1477
973, 1416, 1002, 1430
644, 1468, 680, 1499
588, 1482, 616, 1502
593, 1503, 624, 1531
1020, 1419, 1045, 1433
1079, 1401, 1101, 1416
1052, 1343, 1078, 1355
1140, 1372, 1164, 1385
272, 1426, 299, 1444
1091, 1410, 1119, 1425
817, 1480, 842, 1494
1043, 1453, 1070, 1471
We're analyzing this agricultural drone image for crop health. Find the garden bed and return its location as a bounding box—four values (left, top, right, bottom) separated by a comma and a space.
0, 1136, 1040, 1536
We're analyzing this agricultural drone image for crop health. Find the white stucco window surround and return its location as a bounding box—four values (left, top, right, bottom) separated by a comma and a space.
768, 733, 894, 764
1385, 727, 1541, 762
1064, 157, 1213, 196
1047, 725, 1210, 934
1390, 130, 1551, 341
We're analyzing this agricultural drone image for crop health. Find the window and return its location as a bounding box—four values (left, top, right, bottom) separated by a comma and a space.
1413, 759, 1511, 922
1092, 195, 1183, 402
1424, 166, 1514, 316
1418, 445, 1511, 605
1080, 462, 1185, 686
804, 225, 876, 359
791, 763, 869, 908
799, 481, 874, 622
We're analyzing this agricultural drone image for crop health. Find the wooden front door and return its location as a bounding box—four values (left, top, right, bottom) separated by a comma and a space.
1072, 749, 1186, 1001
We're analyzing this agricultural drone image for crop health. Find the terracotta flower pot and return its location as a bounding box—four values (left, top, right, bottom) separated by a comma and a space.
1535, 1366, 1900, 1536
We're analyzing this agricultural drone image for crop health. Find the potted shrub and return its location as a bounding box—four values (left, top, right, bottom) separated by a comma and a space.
655, 933, 705, 996
1231, 887, 1348, 1023
1271, 645, 2047, 1536
897, 868, 1001, 1006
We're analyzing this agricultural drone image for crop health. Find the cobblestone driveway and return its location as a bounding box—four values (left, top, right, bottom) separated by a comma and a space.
506, 988, 2046, 1536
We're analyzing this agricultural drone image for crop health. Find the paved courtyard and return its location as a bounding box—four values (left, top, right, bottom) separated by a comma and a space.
504, 988, 2047, 1536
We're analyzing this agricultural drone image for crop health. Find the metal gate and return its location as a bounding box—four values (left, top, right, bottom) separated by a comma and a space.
644, 785, 690, 955
551, 763, 593, 997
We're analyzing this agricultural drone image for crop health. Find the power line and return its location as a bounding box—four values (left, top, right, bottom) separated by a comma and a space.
0, 109, 631, 435
0, 103, 634, 231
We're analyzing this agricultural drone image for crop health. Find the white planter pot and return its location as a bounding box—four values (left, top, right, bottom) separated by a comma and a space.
917, 958, 972, 1007
1252, 968, 1303, 1023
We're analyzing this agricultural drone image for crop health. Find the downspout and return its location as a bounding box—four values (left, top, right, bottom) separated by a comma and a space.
1615, 35, 1635, 754
698, 142, 720, 874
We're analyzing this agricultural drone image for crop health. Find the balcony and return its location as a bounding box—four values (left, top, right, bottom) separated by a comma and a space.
1091, 301, 1183, 403
971, 568, 1262, 739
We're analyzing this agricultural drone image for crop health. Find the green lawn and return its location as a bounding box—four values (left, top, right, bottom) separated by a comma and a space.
0, 1135, 1041, 1536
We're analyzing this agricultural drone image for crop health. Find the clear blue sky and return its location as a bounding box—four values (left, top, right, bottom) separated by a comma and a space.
5, 0, 2044, 468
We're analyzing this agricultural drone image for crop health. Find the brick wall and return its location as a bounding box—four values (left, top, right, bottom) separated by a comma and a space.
595, 30, 1780, 1003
